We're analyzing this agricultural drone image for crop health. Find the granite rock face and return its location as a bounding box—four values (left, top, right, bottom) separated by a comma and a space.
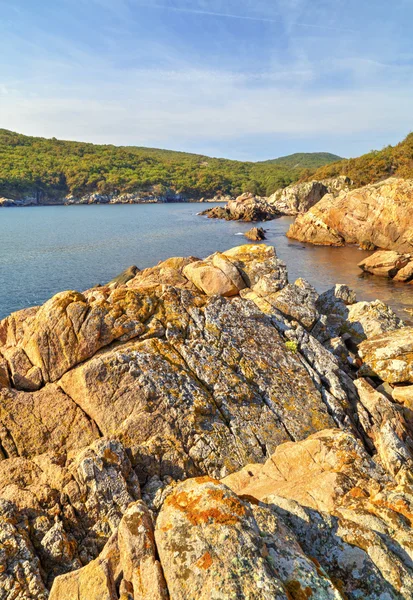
0, 244, 412, 599
201, 177, 352, 222
288, 177, 413, 252
268, 180, 329, 215
359, 250, 413, 283
201, 192, 279, 221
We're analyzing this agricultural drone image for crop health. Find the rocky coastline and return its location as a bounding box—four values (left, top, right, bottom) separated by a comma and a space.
0, 191, 229, 207
1, 244, 413, 598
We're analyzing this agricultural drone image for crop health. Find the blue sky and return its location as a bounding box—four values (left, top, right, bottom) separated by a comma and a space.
0, 0, 412, 160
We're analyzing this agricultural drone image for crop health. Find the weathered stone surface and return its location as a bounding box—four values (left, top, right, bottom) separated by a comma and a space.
288, 177, 413, 252
358, 250, 412, 279
182, 260, 239, 296
392, 384, 413, 409
59, 289, 334, 482
201, 192, 279, 221
155, 477, 340, 600
1, 243, 413, 599
244, 226, 266, 241
0, 384, 99, 459
345, 300, 404, 342
17, 289, 159, 383
268, 180, 329, 215
50, 501, 168, 600
354, 378, 413, 477
264, 278, 319, 329
359, 326, 413, 383
223, 429, 413, 598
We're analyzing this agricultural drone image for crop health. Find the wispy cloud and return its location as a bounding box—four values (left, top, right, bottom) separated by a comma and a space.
136, 2, 355, 32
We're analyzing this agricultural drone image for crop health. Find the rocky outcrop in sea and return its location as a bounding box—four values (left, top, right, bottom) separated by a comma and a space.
201, 176, 352, 221
1, 244, 413, 598
287, 177, 413, 253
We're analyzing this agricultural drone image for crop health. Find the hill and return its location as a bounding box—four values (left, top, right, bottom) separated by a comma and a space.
0, 129, 340, 202
259, 151, 342, 169
308, 132, 413, 187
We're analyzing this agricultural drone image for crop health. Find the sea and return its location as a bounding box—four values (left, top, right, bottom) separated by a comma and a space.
0, 203, 412, 321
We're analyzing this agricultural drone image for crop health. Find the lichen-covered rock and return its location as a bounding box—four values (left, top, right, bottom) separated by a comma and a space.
59, 289, 335, 482
49, 501, 168, 600
264, 278, 319, 329
223, 429, 413, 599
0, 243, 412, 599
155, 477, 340, 600
359, 326, 413, 383
287, 177, 413, 252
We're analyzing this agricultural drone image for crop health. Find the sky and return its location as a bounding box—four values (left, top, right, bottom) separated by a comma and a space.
0, 0, 412, 160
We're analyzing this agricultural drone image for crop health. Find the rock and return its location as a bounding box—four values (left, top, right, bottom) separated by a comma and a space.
1, 243, 413, 598
155, 477, 339, 600
359, 326, 413, 382
394, 260, 413, 282
288, 177, 413, 252
314, 286, 403, 344
0, 354, 10, 388
223, 429, 380, 512
58, 289, 334, 482
354, 378, 413, 477
182, 261, 240, 296
1, 346, 43, 391
0, 499, 49, 600
392, 384, 413, 409
358, 250, 413, 281
223, 428, 413, 598
50, 501, 168, 600
0, 384, 99, 458
263, 278, 319, 329
201, 193, 279, 222
344, 300, 404, 342
107, 265, 140, 287
244, 226, 266, 241
268, 180, 329, 215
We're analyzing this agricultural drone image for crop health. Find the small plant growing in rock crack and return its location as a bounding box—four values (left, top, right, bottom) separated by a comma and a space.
285, 340, 298, 353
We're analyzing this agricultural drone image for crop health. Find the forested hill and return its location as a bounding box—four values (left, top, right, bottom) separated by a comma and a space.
0, 129, 341, 201
308, 133, 413, 187
258, 152, 342, 169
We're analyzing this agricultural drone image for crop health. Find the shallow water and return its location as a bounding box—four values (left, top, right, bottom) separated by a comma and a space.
0, 203, 412, 321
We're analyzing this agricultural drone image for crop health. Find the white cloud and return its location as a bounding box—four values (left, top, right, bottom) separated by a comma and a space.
1, 60, 412, 154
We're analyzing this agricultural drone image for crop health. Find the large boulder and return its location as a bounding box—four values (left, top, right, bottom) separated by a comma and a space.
359, 326, 413, 383
358, 250, 413, 282
288, 177, 413, 252
201, 193, 279, 221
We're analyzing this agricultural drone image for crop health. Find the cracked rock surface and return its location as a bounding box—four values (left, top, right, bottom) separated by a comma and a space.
1, 244, 413, 598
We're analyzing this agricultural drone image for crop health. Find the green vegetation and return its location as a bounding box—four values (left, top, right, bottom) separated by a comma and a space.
258, 152, 342, 169
285, 340, 299, 353
307, 133, 413, 187
0, 129, 341, 201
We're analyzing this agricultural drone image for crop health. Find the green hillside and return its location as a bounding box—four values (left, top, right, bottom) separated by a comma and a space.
308, 133, 413, 187
259, 152, 342, 169
0, 129, 341, 201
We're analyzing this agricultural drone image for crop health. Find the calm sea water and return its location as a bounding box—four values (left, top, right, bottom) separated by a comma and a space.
0, 203, 412, 321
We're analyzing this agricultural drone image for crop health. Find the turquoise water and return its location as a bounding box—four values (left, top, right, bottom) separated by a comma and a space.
0, 203, 412, 320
